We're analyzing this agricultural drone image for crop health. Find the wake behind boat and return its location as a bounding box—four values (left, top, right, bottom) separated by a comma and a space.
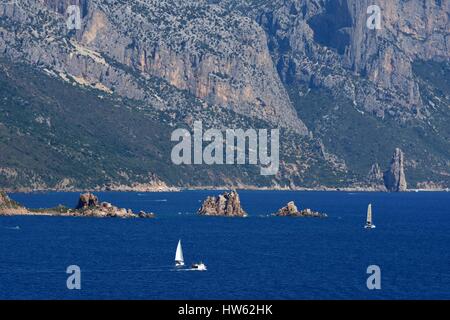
364, 204, 376, 229
174, 239, 207, 271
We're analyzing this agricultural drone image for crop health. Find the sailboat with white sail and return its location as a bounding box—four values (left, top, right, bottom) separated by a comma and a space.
174, 239, 207, 271
175, 240, 185, 267
364, 203, 376, 229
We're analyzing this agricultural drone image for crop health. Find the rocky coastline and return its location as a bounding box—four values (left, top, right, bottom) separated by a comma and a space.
0, 192, 155, 218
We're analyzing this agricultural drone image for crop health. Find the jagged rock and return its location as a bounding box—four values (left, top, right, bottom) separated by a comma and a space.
276, 201, 299, 216
76, 193, 99, 209
0, 0, 307, 133
384, 148, 408, 192
0, 0, 448, 190
416, 181, 444, 190
0, 191, 155, 218
198, 191, 247, 217
138, 210, 155, 218
74, 193, 136, 218
0, 191, 7, 206
367, 163, 383, 183
274, 201, 327, 218
101, 202, 112, 209
0, 191, 29, 215
363, 163, 387, 190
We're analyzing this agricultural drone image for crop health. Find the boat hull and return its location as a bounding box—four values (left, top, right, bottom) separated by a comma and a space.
191, 263, 207, 271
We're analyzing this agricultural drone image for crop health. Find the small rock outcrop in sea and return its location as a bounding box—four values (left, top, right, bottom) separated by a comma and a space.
198, 191, 247, 217
76, 192, 99, 209
138, 210, 155, 218
0, 191, 155, 218
383, 148, 407, 192
274, 201, 327, 218
71, 193, 154, 218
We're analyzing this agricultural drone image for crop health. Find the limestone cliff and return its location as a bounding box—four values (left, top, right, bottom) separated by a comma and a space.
0, 0, 308, 133
224, 0, 449, 120
0, 0, 448, 189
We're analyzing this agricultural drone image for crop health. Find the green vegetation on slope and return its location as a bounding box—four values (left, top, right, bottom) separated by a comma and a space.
288, 65, 450, 188
0, 59, 343, 190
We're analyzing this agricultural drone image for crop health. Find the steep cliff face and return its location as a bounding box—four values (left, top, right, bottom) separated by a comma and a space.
221, 0, 449, 119
343, 0, 448, 117
0, 0, 449, 189
366, 163, 386, 190
215, 0, 449, 188
0, 0, 307, 133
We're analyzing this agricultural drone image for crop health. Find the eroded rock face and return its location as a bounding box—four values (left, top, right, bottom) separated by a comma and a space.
364, 163, 387, 190
76, 192, 99, 209
0, 0, 307, 133
74, 193, 154, 218
0, 192, 29, 215
275, 201, 327, 218
0, 0, 448, 190
384, 148, 407, 192
198, 191, 247, 217
0, 191, 155, 218
239, 0, 449, 120
0, 192, 7, 206
276, 201, 299, 216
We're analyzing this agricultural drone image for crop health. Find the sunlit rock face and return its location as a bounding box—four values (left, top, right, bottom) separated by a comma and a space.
198, 191, 248, 217
0, 0, 448, 190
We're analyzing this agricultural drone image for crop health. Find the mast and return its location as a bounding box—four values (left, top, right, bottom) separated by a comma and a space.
367, 204, 372, 225
175, 240, 184, 264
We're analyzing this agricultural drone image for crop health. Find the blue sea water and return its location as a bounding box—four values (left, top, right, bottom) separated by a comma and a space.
0, 191, 449, 300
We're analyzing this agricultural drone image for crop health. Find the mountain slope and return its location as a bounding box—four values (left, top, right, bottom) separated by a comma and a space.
0, 58, 346, 190
0, 0, 449, 190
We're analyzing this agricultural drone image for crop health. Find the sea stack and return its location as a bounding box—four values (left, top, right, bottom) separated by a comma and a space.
198, 190, 247, 217
274, 201, 327, 218
76, 192, 99, 209
384, 148, 407, 192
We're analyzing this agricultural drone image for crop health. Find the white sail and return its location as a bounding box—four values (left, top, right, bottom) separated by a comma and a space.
367, 204, 372, 224
175, 240, 184, 265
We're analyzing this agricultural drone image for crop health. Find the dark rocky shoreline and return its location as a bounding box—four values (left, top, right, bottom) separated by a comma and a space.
0, 192, 154, 218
